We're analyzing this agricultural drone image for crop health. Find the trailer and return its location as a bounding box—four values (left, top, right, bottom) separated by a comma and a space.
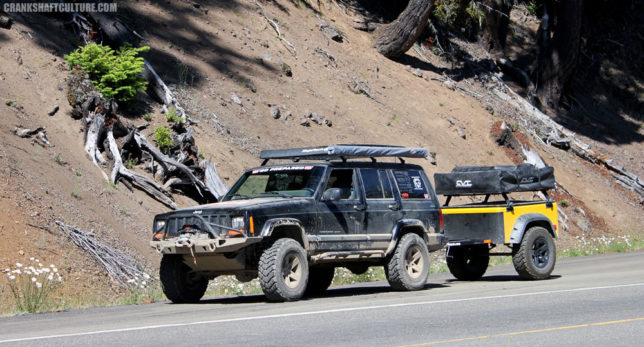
434, 164, 559, 280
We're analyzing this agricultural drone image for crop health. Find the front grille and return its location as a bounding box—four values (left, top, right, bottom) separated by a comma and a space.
165, 214, 231, 239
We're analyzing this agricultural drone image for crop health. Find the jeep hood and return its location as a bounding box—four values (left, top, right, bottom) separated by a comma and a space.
171, 197, 310, 214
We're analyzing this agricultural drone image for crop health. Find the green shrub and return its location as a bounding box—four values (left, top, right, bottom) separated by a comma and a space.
65, 43, 150, 102
433, 0, 485, 33
153, 127, 174, 153
560, 199, 569, 208
142, 113, 152, 121
5, 99, 16, 107
165, 108, 183, 123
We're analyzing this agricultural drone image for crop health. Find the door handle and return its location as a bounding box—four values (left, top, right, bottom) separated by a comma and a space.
353, 204, 366, 211
388, 204, 400, 210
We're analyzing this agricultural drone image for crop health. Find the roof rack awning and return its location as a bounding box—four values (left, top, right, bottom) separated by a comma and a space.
259, 145, 429, 161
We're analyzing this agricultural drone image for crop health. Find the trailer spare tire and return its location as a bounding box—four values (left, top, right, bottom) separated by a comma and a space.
447, 245, 490, 280
512, 226, 556, 280
160, 254, 208, 303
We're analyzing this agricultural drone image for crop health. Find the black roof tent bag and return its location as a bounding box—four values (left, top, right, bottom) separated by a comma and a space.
260, 145, 428, 160
433, 164, 555, 196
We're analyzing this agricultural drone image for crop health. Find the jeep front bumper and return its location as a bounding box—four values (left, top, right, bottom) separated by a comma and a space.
150, 236, 263, 254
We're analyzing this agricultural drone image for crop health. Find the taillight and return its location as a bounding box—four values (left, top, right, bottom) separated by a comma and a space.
439, 209, 444, 229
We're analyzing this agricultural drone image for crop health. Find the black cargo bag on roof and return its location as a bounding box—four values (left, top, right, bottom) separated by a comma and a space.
433, 164, 555, 196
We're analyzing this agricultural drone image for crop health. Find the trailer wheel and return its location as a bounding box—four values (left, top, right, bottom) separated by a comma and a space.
446, 245, 489, 280
259, 238, 309, 301
386, 233, 430, 291
513, 226, 556, 280
160, 254, 208, 303
305, 266, 334, 297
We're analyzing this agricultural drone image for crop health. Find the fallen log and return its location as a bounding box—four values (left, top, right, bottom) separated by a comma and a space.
203, 159, 229, 200
134, 134, 213, 200
12, 126, 50, 147
107, 130, 177, 209
490, 75, 644, 200
84, 111, 107, 167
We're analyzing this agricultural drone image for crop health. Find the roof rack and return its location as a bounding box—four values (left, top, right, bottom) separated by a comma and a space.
259, 144, 428, 165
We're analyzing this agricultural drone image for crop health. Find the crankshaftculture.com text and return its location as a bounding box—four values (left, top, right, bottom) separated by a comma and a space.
3, 2, 117, 13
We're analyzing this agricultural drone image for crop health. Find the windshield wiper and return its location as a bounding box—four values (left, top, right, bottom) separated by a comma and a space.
261, 191, 293, 198
233, 193, 253, 199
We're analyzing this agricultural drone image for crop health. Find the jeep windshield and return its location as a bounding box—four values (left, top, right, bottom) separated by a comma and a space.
224, 166, 325, 200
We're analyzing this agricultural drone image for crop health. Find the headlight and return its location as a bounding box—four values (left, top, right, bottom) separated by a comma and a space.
231, 216, 245, 230
153, 220, 166, 241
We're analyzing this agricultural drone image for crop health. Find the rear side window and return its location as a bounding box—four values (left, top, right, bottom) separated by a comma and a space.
360, 169, 384, 199
361, 169, 395, 199
393, 170, 429, 199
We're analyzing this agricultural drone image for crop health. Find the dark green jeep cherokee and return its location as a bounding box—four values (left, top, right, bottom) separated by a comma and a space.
151, 145, 446, 302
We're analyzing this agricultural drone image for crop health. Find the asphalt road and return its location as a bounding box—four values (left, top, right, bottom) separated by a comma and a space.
1, 251, 643, 346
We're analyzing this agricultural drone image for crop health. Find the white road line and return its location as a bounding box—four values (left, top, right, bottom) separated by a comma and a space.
1, 282, 643, 344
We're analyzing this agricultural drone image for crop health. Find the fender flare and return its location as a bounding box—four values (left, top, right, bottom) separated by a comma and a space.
508, 213, 555, 244
260, 218, 309, 249
385, 219, 428, 255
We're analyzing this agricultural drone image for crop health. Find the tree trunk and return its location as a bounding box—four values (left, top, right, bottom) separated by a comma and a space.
535, 0, 583, 111
373, 0, 435, 58
479, 0, 512, 54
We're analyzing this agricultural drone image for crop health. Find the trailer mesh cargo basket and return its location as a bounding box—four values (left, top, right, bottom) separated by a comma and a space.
434, 164, 555, 196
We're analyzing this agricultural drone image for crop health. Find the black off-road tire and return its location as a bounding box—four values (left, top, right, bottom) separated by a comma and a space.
259, 238, 309, 301
386, 233, 430, 291
513, 226, 556, 280
305, 266, 335, 297
447, 245, 490, 280
160, 254, 208, 303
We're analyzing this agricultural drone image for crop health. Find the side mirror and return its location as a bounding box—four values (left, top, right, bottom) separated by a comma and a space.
322, 188, 343, 201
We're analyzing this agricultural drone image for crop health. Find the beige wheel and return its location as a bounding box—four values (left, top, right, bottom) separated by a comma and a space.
405, 245, 425, 279
282, 253, 303, 288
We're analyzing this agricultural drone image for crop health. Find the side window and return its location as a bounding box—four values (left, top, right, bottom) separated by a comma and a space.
360, 169, 384, 199
380, 170, 394, 199
393, 170, 429, 199
324, 169, 357, 200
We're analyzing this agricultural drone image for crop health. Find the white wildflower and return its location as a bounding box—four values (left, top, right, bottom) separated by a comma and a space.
42, 268, 50, 273
30, 257, 35, 261
141, 281, 147, 287
50, 264, 55, 268
4, 268, 9, 273
52, 268, 58, 273
35, 259, 40, 263
127, 279, 135, 284
36, 282, 42, 288
16, 263, 23, 268
143, 274, 150, 280
31, 277, 37, 282
48, 273, 54, 281
9, 275, 16, 280
12, 269, 21, 274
